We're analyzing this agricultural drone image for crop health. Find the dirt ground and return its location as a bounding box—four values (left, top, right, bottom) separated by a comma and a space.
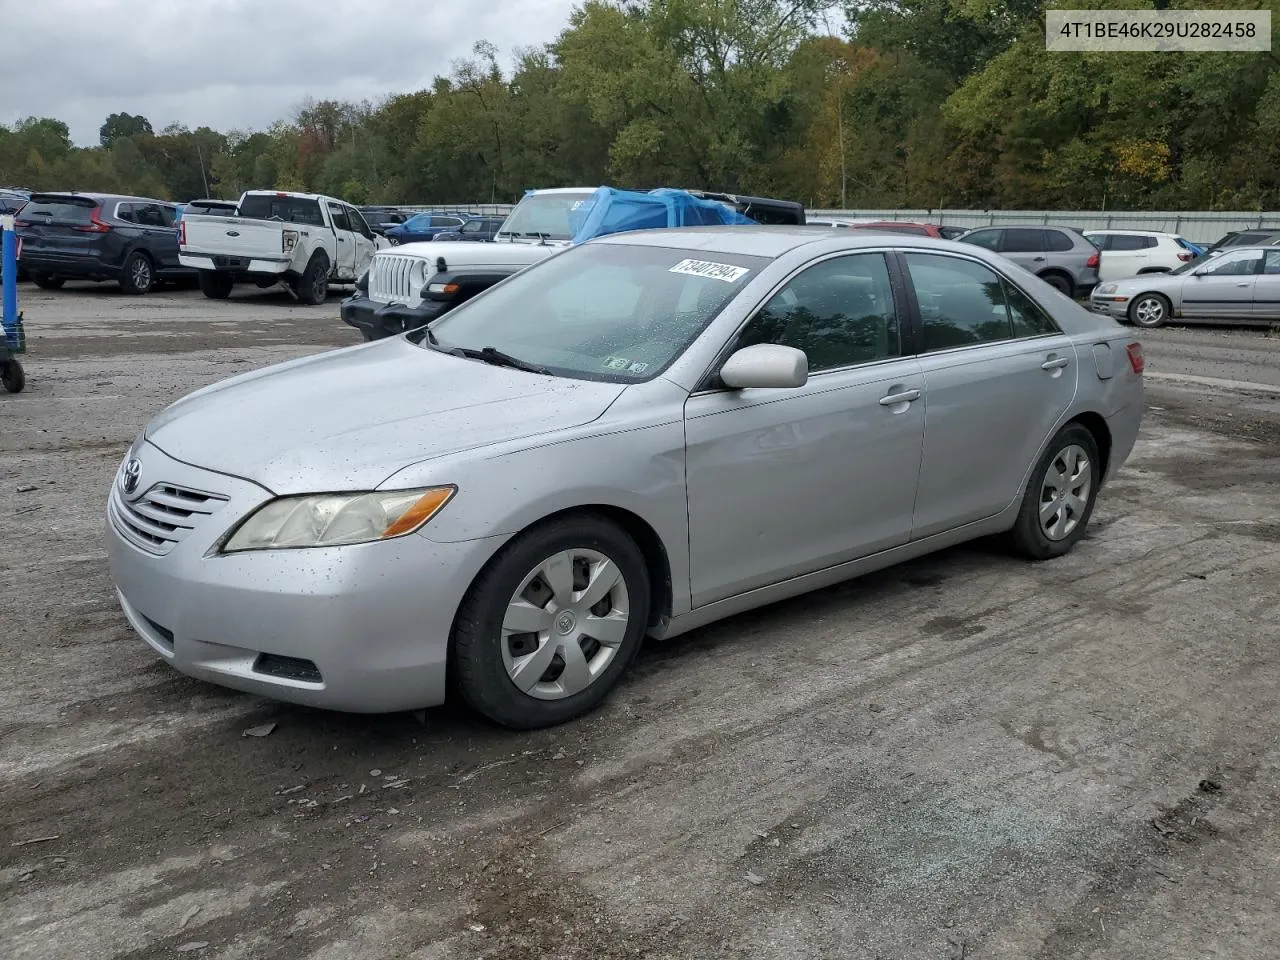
2, 282, 1279, 960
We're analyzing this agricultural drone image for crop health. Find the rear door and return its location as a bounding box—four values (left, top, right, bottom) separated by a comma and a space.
899, 250, 1078, 538
327, 202, 357, 278
1252, 249, 1280, 320
997, 228, 1049, 273
133, 202, 181, 269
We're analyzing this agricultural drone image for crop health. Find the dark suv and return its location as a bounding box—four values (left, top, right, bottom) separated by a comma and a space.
15, 192, 191, 294
956, 225, 1100, 297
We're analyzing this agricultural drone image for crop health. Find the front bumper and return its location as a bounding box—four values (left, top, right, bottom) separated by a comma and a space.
1089, 296, 1129, 319
341, 293, 448, 341
105, 441, 506, 713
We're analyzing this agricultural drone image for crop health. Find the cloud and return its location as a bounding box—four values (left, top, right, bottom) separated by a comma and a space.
0, 0, 581, 144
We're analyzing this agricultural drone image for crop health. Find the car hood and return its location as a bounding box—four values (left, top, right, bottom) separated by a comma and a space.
385, 237, 567, 268
144, 338, 626, 493
1101, 273, 1186, 293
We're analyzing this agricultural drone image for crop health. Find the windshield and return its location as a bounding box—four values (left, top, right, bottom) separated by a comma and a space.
495, 192, 597, 241
1170, 249, 1225, 275
427, 242, 768, 382
236, 194, 324, 226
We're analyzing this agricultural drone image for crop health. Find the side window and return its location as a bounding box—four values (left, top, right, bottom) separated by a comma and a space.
1110, 234, 1149, 251
135, 204, 167, 227
327, 202, 350, 232
116, 203, 136, 224
1001, 228, 1047, 253
903, 253, 1012, 352
1045, 230, 1075, 252
1003, 279, 1061, 337
431, 216, 462, 228
961, 229, 1001, 251
735, 253, 900, 372
1203, 250, 1262, 276
346, 206, 372, 238
461, 220, 483, 234
158, 205, 177, 227
1264, 250, 1280, 275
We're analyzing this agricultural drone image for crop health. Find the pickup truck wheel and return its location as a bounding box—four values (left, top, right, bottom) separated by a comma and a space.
198, 270, 234, 300
31, 273, 65, 291
296, 253, 330, 305
120, 252, 155, 295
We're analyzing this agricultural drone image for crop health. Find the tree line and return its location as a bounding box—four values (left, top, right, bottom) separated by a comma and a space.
3, 0, 1279, 211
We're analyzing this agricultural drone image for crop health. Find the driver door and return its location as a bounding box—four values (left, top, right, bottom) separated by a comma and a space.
683, 252, 925, 607
327, 202, 357, 279
1180, 248, 1261, 319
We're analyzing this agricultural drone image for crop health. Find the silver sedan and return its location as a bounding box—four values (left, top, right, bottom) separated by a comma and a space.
106, 229, 1145, 729
1090, 245, 1280, 328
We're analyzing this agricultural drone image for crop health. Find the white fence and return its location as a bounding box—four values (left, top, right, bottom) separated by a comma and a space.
810, 209, 1280, 244
400, 203, 1280, 243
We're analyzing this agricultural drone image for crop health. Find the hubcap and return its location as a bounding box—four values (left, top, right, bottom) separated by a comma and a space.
500, 548, 630, 701
1040, 443, 1092, 541
1135, 297, 1163, 325
133, 259, 150, 287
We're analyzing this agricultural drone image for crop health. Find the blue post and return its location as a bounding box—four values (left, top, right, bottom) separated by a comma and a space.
1, 218, 15, 333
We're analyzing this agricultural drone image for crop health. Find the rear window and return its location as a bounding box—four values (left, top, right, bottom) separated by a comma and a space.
19, 196, 97, 223
236, 194, 324, 227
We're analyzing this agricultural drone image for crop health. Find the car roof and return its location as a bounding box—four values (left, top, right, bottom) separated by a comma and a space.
1085, 229, 1176, 237
29, 192, 172, 204
593, 225, 981, 258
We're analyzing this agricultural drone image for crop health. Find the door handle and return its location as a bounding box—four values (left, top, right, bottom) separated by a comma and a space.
338, 237, 347, 243
879, 388, 921, 406
1236, 281, 1249, 287
1041, 357, 1070, 370
1033, 256, 1046, 262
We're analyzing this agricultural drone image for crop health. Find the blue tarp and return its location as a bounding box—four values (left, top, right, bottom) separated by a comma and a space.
567, 186, 754, 244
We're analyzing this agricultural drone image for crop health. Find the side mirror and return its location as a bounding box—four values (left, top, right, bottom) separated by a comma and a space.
719, 344, 808, 390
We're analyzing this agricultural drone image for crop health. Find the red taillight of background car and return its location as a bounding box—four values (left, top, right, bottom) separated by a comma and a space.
74, 207, 112, 233
1177, 252, 1193, 261
1086, 252, 1100, 269
178, 219, 186, 246
1126, 341, 1145, 375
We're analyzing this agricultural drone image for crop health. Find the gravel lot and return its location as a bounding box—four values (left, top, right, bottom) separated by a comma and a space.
3, 282, 1280, 960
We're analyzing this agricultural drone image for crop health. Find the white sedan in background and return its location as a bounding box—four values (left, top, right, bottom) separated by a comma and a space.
1084, 230, 1200, 281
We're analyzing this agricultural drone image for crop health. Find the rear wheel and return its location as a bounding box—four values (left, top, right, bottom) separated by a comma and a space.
119, 251, 155, 295
1039, 272, 1073, 296
31, 273, 65, 291
1129, 293, 1169, 328
452, 514, 650, 729
198, 270, 234, 300
295, 253, 330, 305
1008, 423, 1100, 561
1, 359, 24, 394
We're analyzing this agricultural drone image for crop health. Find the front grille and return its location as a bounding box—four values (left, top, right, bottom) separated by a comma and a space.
211, 255, 251, 269
368, 254, 424, 305
111, 482, 229, 556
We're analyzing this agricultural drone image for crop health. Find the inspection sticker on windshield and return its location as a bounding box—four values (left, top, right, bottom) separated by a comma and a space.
668, 258, 750, 283
602, 356, 630, 370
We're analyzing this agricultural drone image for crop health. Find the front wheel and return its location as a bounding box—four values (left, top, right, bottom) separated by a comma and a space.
1008, 423, 1101, 561
120, 251, 155, 295
452, 514, 651, 729
1129, 293, 1170, 328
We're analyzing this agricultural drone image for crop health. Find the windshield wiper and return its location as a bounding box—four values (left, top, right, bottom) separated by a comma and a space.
450, 345, 550, 375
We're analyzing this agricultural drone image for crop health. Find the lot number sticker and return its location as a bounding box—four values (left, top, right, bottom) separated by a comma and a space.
668, 259, 750, 283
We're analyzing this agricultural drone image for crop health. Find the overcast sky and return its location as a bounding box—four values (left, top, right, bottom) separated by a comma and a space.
0, 0, 582, 145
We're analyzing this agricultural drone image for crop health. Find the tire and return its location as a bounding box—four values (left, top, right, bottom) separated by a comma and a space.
1008, 423, 1101, 561
295, 253, 330, 305
31, 273, 65, 291
1, 360, 24, 394
198, 270, 234, 300
1039, 272, 1073, 296
119, 251, 155, 295
1128, 292, 1169, 328
451, 513, 651, 729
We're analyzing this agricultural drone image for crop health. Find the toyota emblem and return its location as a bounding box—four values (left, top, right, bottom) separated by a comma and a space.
121, 458, 143, 496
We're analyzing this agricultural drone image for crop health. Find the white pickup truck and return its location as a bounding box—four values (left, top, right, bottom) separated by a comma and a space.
179, 191, 386, 304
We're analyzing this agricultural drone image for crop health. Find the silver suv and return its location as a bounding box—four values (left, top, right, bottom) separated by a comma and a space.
956, 225, 1100, 297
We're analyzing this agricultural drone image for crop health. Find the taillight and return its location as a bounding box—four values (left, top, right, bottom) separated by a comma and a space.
1126, 341, 1145, 375
178, 219, 186, 246
1086, 252, 1100, 269
74, 207, 111, 233
1177, 252, 1192, 261
13, 219, 30, 228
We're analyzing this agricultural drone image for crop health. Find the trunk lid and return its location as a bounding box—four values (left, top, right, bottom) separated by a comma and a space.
180, 215, 293, 261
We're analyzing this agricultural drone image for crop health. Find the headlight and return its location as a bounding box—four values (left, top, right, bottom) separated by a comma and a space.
1095, 282, 1118, 295
220, 486, 455, 553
